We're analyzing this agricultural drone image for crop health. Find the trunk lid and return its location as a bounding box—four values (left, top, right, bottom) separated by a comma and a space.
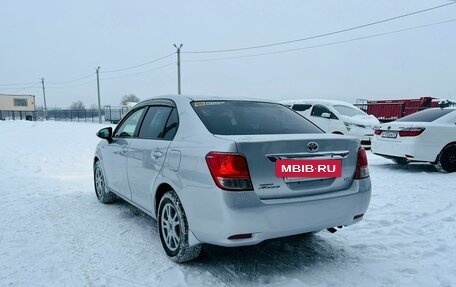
215, 134, 360, 200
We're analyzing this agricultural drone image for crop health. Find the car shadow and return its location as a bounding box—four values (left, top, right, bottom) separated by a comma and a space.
110, 198, 356, 286
185, 233, 355, 286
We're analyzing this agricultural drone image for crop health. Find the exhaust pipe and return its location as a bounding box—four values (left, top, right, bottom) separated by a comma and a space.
327, 227, 337, 233
327, 226, 344, 233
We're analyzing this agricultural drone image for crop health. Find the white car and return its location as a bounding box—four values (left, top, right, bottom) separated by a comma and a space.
372, 107, 456, 173
281, 99, 380, 148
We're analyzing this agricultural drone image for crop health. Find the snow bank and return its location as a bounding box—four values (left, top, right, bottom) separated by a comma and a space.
0, 121, 455, 286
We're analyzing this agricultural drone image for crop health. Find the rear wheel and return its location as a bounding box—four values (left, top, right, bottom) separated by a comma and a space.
94, 161, 116, 203
435, 144, 456, 173
158, 191, 202, 263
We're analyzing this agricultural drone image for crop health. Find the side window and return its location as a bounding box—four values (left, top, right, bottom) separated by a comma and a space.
138, 106, 172, 139
311, 105, 338, 119
114, 108, 145, 138
163, 108, 179, 140
292, 104, 312, 112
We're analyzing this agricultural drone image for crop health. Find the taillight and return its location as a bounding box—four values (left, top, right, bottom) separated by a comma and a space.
354, 148, 369, 179
205, 152, 253, 191
399, 128, 425, 137
374, 129, 382, 135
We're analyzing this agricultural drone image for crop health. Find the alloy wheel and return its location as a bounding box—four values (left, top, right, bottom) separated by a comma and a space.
95, 165, 105, 197
439, 145, 456, 173
160, 203, 181, 252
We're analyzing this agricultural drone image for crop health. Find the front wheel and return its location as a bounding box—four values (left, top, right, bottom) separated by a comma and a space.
158, 191, 202, 263
94, 161, 116, 203
435, 144, 456, 173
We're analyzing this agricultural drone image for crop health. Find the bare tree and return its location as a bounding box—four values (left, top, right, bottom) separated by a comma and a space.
69, 100, 85, 110
121, 94, 140, 105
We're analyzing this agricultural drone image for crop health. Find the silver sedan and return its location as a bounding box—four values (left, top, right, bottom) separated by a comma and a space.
94, 95, 372, 262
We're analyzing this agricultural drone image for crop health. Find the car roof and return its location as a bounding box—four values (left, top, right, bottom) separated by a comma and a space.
280, 99, 355, 107
138, 94, 278, 105
434, 107, 456, 110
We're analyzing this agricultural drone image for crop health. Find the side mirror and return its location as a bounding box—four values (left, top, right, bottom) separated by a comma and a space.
321, 112, 331, 118
97, 127, 113, 143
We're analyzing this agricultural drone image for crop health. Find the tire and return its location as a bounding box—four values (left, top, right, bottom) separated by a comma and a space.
158, 191, 202, 263
435, 144, 456, 173
94, 161, 117, 203
392, 158, 409, 165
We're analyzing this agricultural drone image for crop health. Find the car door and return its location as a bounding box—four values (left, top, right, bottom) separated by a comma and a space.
127, 104, 179, 212
309, 104, 338, 132
102, 107, 146, 200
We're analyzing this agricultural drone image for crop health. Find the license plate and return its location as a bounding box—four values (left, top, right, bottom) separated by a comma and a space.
275, 159, 342, 178
382, 131, 397, 138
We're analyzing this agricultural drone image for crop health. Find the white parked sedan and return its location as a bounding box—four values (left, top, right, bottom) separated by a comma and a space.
94, 95, 372, 262
372, 107, 456, 173
281, 99, 380, 149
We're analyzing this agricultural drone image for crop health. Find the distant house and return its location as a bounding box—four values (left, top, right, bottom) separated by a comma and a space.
0, 94, 36, 120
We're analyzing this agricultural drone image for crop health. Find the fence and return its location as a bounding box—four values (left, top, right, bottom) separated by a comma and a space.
0, 110, 36, 121
1, 106, 129, 123
354, 100, 456, 122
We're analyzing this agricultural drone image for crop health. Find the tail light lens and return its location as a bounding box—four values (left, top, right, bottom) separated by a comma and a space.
205, 152, 253, 191
374, 129, 382, 135
355, 148, 369, 179
399, 128, 425, 137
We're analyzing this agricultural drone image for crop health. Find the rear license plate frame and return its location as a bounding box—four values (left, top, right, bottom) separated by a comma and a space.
275, 159, 342, 179
382, 131, 398, 138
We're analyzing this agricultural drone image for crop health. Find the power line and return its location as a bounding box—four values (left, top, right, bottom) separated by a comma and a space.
14, 85, 42, 93
0, 81, 40, 87
43, 62, 175, 87
1, 53, 175, 88
47, 79, 96, 90
0, 84, 41, 93
101, 52, 176, 73
101, 62, 176, 81
47, 73, 94, 85
182, 18, 456, 63
184, 2, 456, 54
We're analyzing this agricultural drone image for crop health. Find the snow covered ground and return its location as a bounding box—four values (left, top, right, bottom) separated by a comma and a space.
1, 120, 455, 287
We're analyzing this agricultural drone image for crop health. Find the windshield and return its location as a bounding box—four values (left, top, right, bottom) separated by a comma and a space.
191, 101, 323, 135
395, 108, 454, 122
332, 105, 366, 117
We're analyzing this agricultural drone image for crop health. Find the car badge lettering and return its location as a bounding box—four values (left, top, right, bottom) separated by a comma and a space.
258, 183, 280, 190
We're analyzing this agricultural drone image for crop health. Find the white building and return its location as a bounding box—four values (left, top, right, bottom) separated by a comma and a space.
0, 94, 36, 120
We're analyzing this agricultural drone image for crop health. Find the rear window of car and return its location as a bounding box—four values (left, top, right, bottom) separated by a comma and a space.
395, 108, 455, 122
191, 101, 323, 135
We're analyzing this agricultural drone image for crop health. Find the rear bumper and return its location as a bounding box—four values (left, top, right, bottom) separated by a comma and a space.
185, 180, 371, 247
371, 137, 439, 162
360, 137, 372, 149
346, 129, 373, 149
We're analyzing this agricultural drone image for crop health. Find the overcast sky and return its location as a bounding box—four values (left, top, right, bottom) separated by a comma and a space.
1, 0, 455, 108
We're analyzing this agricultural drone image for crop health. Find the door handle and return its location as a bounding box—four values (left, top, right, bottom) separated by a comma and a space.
152, 151, 163, 159
121, 146, 128, 154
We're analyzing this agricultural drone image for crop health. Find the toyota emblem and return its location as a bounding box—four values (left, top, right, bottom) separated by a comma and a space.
307, 142, 319, 152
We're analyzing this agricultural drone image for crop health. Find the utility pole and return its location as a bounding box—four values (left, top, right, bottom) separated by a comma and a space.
41, 78, 48, 120
96, 66, 102, 124
173, 44, 183, 95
